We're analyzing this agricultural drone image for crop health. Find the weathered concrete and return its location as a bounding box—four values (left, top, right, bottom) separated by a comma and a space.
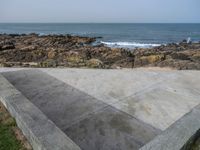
113, 86, 200, 130
1, 67, 200, 150
140, 105, 200, 150
65, 106, 159, 150
2, 70, 107, 129
2, 69, 160, 150
41, 68, 174, 105
0, 74, 81, 150
41, 68, 200, 130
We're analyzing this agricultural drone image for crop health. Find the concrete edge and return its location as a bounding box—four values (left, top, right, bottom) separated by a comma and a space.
139, 104, 200, 150
0, 74, 81, 150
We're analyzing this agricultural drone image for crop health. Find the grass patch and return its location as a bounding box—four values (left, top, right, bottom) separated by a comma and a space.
0, 102, 32, 150
0, 124, 22, 150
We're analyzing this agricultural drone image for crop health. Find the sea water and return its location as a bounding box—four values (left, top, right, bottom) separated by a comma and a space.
0, 23, 200, 48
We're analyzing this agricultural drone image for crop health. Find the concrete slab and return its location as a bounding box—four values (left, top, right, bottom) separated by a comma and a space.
0, 67, 27, 72
65, 106, 160, 150
40, 68, 200, 130
2, 70, 108, 129
140, 105, 200, 150
2, 69, 160, 150
112, 87, 200, 130
0, 74, 81, 150
41, 68, 174, 105
1, 68, 200, 150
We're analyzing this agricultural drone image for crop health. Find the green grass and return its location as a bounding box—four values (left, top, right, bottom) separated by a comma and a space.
0, 124, 22, 150
0, 103, 24, 150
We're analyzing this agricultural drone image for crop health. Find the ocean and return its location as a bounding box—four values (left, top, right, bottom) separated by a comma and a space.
0, 23, 200, 48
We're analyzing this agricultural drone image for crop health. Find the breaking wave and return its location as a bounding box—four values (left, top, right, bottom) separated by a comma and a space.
100, 41, 161, 48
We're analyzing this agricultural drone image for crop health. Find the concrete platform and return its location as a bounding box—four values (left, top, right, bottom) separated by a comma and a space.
1, 68, 200, 150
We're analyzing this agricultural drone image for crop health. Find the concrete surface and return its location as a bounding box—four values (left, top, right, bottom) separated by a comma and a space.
1, 69, 160, 150
1, 68, 200, 150
140, 105, 200, 150
41, 68, 200, 130
0, 74, 81, 150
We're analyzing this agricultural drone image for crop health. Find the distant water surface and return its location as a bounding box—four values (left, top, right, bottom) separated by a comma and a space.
0, 23, 200, 48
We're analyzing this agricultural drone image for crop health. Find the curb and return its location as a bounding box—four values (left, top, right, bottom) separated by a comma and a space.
0, 74, 81, 150
140, 104, 200, 150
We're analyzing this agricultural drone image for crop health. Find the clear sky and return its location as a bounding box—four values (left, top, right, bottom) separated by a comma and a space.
0, 0, 200, 23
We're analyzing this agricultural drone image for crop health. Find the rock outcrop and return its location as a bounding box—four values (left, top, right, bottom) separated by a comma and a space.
0, 34, 133, 68
133, 41, 200, 70
0, 34, 200, 70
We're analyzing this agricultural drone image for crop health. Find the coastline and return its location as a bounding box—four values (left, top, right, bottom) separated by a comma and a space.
0, 33, 200, 70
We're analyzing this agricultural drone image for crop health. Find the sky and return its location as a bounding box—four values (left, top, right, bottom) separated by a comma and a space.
0, 0, 200, 23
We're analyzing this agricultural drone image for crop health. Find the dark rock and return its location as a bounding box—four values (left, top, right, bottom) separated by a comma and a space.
182, 39, 187, 43
8, 34, 20, 37
1, 44, 15, 50
170, 52, 190, 60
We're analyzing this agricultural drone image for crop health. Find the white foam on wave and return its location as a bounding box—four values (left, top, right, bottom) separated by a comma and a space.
101, 41, 161, 48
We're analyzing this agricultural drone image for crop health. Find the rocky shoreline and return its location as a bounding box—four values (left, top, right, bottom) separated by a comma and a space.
0, 33, 200, 70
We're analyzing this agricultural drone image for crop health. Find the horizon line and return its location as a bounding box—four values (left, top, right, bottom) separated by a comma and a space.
0, 22, 200, 24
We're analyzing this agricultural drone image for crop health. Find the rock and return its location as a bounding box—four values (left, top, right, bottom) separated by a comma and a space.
182, 39, 187, 43
0, 33, 200, 70
39, 59, 58, 67
0, 62, 12, 67
1, 43, 15, 50
65, 52, 84, 64
86, 59, 104, 68
170, 52, 190, 60
191, 52, 200, 62
134, 54, 165, 66
48, 50, 57, 59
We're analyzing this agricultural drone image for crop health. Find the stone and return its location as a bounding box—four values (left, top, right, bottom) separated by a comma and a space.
86, 58, 104, 68
47, 50, 57, 59
39, 59, 58, 67
134, 54, 165, 66
170, 52, 190, 60
2, 44, 15, 50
